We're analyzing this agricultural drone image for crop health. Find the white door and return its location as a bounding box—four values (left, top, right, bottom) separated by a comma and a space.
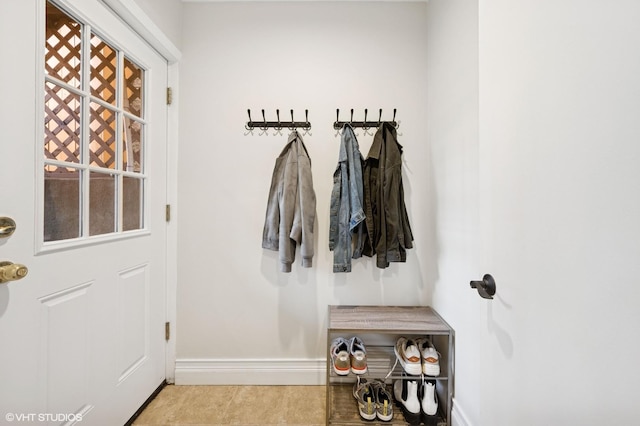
0, 1, 168, 424
477, 1, 640, 425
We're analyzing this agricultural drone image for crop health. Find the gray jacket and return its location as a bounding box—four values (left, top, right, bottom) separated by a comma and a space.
262, 131, 316, 272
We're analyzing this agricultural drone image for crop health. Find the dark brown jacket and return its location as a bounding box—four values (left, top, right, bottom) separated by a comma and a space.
363, 123, 414, 268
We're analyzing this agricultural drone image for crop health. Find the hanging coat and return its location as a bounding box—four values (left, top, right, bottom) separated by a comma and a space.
363, 122, 414, 268
329, 124, 366, 273
262, 130, 316, 272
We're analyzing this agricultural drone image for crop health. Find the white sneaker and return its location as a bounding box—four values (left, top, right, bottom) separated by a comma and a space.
353, 377, 376, 421
349, 336, 367, 375
421, 380, 438, 417
330, 337, 350, 376
371, 380, 393, 422
394, 337, 422, 375
416, 338, 441, 376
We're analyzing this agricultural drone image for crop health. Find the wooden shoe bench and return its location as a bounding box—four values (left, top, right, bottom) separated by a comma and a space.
326, 305, 454, 425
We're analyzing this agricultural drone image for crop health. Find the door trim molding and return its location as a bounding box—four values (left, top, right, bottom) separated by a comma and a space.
164, 62, 180, 383
100, 0, 181, 63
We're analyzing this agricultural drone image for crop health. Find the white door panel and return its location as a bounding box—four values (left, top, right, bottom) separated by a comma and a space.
0, 0, 167, 424
478, 1, 640, 424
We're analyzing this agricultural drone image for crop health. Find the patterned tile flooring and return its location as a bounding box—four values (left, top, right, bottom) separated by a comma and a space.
132, 385, 326, 426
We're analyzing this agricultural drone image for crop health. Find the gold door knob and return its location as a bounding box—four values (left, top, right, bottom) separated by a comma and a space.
0, 217, 16, 238
0, 261, 28, 284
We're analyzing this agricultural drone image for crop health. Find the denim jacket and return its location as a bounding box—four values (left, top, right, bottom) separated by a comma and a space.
363, 122, 414, 268
262, 131, 316, 272
329, 124, 366, 272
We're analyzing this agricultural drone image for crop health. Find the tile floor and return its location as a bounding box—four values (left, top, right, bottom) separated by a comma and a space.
132, 385, 326, 426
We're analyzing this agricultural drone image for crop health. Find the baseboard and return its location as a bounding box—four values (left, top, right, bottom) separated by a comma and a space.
174, 358, 326, 385
452, 398, 472, 426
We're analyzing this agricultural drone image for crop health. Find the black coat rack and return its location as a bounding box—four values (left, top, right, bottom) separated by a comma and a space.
245, 109, 311, 131
333, 108, 398, 130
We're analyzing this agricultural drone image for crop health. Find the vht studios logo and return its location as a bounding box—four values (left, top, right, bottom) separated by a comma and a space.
5, 412, 83, 422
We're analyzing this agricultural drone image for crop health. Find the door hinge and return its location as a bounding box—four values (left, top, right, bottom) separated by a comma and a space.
166, 87, 173, 105
165, 322, 170, 341
166, 204, 171, 222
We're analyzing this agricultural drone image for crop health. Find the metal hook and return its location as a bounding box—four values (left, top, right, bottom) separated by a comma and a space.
334, 109, 342, 136
258, 109, 268, 135
303, 109, 312, 135
272, 109, 283, 135
245, 109, 253, 131
350, 109, 354, 124
392, 108, 397, 124
290, 109, 295, 131
363, 108, 376, 135
378, 109, 382, 127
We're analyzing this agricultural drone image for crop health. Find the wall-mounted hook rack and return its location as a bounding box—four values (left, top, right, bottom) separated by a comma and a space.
333, 108, 398, 130
245, 108, 311, 131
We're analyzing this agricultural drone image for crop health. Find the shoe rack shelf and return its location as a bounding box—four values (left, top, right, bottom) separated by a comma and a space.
326, 305, 454, 426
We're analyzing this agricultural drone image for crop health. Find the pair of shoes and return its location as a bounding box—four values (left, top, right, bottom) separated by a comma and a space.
330, 336, 367, 375
393, 373, 438, 424
353, 377, 393, 422
394, 337, 440, 376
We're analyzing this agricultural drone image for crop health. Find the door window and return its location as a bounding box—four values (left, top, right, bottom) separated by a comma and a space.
44, 0, 146, 243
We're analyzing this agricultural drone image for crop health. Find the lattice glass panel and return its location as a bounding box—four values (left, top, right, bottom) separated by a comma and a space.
123, 117, 143, 173
89, 102, 116, 169
90, 32, 117, 105
45, 82, 80, 165
124, 56, 144, 118
45, 1, 81, 88
43, 0, 152, 243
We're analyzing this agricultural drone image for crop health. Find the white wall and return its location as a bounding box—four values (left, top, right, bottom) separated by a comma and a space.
176, 1, 434, 384
425, 1, 480, 424
132, 0, 183, 50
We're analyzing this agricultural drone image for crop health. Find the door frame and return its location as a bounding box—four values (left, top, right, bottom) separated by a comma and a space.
100, 0, 181, 384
